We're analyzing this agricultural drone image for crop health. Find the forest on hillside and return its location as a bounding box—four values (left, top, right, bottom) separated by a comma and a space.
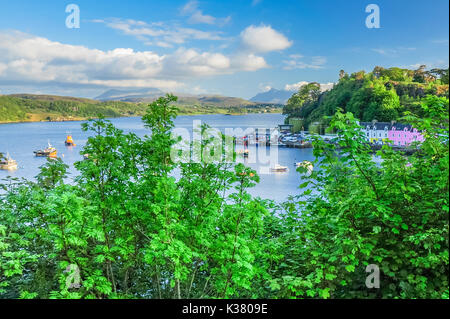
283, 66, 449, 129
0, 95, 147, 123
0, 94, 282, 123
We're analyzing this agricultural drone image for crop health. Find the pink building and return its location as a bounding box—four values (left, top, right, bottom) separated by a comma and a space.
388, 124, 424, 146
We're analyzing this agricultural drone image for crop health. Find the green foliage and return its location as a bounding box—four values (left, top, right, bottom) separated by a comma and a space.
0, 94, 272, 299
283, 66, 449, 129
270, 95, 449, 299
0, 94, 282, 123
0, 94, 448, 299
284, 83, 321, 121
0, 95, 147, 122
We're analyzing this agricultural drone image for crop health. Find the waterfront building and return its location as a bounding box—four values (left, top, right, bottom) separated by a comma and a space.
359, 122, 390, 145
388, 124, 424, 146
359, 121, 424, 146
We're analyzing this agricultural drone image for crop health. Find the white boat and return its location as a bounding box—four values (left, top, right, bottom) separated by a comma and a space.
0, 152, 18, 170
271, 164, 288, 172
237, 149, 250, 157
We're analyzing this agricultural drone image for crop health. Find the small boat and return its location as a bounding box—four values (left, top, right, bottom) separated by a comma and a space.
65, 135, 76, 146
237, 149, 250, 157
271, 164, 288, 172
34, 142, 57, 158
295, 161, 314, 176
0, 152, 18, 170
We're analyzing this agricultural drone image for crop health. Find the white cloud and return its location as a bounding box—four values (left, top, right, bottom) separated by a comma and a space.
0, 31, 268, 91
181, 0, 231, 26
284, 81, 309, 91
409, 60, 449, 70
284, 81, 334, 92
93, 18, 226, 46
372, 47, 416, 57
372, 48, 396, 56
240, 25, 292, 53
0, 62, 6, 75
231, 53, 268, 71
93, 20, 288, 74
163, 48, 231, 77
283, 55, 327, 70
258, 83, 272, 92
431, 39, 449, 45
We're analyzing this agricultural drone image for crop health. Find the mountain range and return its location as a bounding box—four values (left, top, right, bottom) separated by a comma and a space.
95, 88, 261, 108
249, 88, 294, 105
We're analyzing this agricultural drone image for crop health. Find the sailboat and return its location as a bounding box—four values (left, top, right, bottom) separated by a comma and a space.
65, 134, 76, 146
34, 142, 57, 158
0, 152, 18, 170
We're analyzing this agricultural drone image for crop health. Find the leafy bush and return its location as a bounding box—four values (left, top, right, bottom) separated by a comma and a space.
0, 95, 448, 299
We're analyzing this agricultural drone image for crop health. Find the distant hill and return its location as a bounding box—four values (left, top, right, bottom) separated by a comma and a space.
0, 93, 282, 123
0, 94, 147, 123
250, 88, 293, 105
95, 88, 164, 101
9, 94, 96, 103
95, 88, 259, 108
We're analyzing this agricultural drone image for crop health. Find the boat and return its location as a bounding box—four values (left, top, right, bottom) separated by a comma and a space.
237, 149, 250, 157
34, 142, 57, 158
270, 164, 288, 172
295, 161, 314, 176
65, 135, 76, 146
0, 152, 18, 170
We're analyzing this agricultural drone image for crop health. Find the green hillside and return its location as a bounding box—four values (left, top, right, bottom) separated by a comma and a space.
283, 66, 449, 130
0, 94, 147, 123
0, 94, 282, 123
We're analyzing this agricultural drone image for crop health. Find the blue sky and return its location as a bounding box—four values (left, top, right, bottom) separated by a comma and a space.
0, 0, 448, 99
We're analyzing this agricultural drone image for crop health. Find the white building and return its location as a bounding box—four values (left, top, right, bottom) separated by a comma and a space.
359, 122, 390, 145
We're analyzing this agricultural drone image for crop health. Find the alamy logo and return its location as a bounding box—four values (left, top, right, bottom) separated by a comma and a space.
365, 4, 380, 29
365, 264, 380, 289
65, 264, 81, 289
170, 120, 280, 174
65, 4, 80, 29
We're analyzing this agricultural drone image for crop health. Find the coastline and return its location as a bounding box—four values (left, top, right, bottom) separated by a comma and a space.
0, 110, 282, 125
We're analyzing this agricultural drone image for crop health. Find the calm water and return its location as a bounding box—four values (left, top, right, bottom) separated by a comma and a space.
0, 114, 315, 201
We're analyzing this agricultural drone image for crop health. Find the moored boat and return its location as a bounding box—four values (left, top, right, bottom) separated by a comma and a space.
271, 164, 288, 172
237, 149, 250, 157
65, 135, 76, 146
0, 152, 18, 170
34, 143, 57, 158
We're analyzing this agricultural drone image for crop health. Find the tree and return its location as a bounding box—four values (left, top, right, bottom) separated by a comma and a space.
413, 65, 427, 83
430, 68, 450, 84
339, 69, 348, 80
373, 66, 385, 78
283, 82, 321, 120
0, 93, 448, 300
269, 95, 449, 299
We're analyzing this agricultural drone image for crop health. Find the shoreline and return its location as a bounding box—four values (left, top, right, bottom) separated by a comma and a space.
0, 111, 282, 125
